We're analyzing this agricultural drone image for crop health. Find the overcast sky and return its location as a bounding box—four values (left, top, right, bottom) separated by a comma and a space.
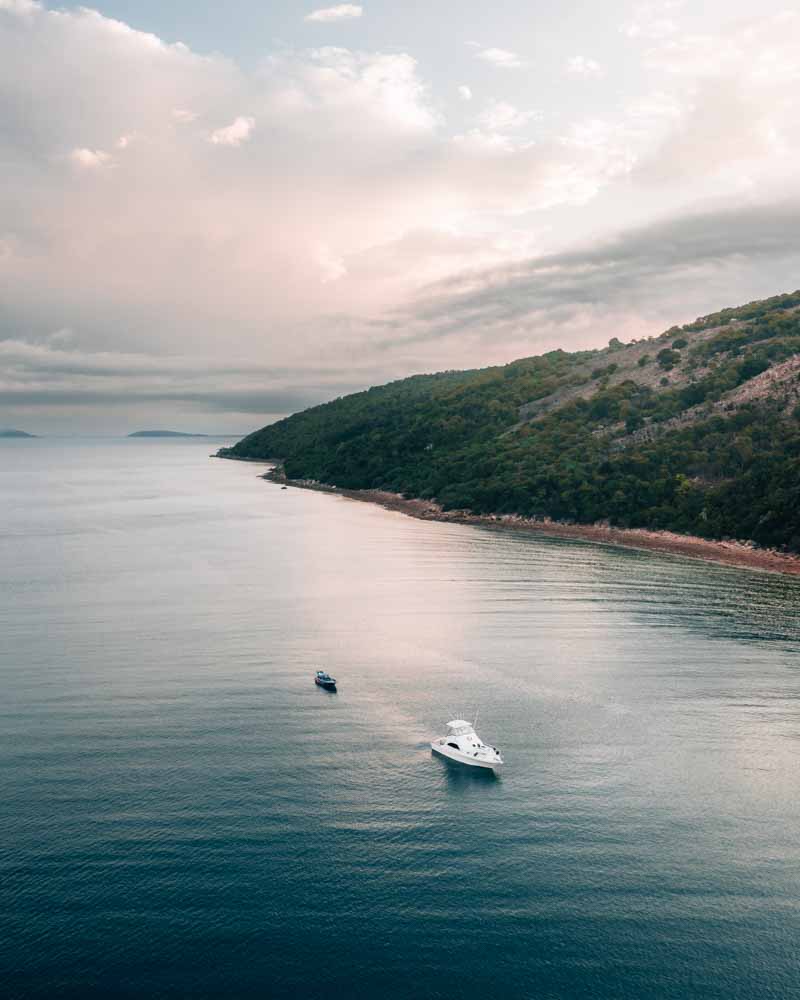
2, 0, 799, 433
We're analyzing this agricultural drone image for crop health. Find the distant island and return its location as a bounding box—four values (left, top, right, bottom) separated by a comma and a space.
220, 289, 800, 562
0, 429, 37, 438
128, 430, 209, 438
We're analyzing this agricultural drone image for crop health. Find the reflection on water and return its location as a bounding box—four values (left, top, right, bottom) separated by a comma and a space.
436, 755, 501, 788
1, 437, 800, 1000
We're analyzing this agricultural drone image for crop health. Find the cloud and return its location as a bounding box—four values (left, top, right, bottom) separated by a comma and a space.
0, 336, 391, 423
565, 56, 605, 79
315, 243, 347, 283
383, 201, 800, 352
69, 147, 112, 168
641, 10, 800, 80
2, 2, 800, 430
46, 327, 75, 345
621, 1, 684, 40
475, 100, 538, 132
0, 383, 342, 416
173, 108, 199, 123
209, 116, 255, 146
7, 198, 779, 424
474, 47, 525, 69
457, 84, 472, 102
0, 0, 39, 14
628, 12, 800, 189
266, 48, 439, 133
304, 4, 363, 23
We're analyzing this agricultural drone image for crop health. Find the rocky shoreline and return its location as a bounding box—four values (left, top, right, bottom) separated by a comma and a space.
216, 454, 800, 577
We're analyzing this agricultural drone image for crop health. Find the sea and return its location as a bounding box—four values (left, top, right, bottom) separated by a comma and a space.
2, 436, 800, 999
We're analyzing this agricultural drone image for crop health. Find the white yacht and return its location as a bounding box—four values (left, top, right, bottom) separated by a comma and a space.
431, 719, 503, 772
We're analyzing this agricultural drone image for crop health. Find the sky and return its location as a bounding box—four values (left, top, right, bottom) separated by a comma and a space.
1, 0, 799, 434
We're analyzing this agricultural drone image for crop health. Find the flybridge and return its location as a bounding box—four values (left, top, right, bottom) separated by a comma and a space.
446, 719, 475, 736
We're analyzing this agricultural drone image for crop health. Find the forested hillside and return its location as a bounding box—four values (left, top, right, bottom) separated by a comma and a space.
221, 291, 800, 552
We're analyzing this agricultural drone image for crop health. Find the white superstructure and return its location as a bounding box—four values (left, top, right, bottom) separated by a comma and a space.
431, 719, 503, 772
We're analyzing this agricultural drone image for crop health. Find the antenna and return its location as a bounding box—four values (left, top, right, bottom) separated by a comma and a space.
473, 707, 479, 730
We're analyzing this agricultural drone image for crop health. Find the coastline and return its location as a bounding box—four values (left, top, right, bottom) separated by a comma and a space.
217, 454, 800, 577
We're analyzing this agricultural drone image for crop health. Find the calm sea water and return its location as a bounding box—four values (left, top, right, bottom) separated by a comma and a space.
2, 438, 800, 999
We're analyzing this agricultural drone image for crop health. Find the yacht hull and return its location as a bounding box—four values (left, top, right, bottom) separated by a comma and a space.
431, 741, 502, 772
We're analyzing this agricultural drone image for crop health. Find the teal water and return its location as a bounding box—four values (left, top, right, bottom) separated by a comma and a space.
2, 438, 800, 999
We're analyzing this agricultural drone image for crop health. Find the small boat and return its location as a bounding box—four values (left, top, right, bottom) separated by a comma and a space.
314, 670, 337, 690
431, 719, 503, 772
